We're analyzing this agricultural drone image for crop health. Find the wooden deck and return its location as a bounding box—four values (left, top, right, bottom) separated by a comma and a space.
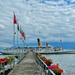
8, 52, 42, 75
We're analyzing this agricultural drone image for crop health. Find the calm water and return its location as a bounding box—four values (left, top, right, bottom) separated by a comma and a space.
0, 55, 10, 58
43, 54, 75, 75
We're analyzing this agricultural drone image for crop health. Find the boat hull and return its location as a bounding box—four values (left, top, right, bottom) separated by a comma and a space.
0, 51, 27, 55
34, 50, 75, 54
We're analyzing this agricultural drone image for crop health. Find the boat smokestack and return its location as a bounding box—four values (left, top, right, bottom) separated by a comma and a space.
37, 38, 41, 46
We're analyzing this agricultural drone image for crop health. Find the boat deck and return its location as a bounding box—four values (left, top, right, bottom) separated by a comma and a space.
8, 52, 43, 75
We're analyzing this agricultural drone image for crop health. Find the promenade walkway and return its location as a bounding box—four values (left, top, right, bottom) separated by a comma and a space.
8, 52, 41, 75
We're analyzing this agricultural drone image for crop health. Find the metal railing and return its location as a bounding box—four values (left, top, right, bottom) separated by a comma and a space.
0, 52, 28, 75
17, 52, 28, 64
33, 52, 55, 75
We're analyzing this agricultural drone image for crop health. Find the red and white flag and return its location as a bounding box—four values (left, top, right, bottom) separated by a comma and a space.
14, 13, 17, 24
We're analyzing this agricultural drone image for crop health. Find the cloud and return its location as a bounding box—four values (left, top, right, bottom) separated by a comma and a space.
71, 0, 75, 2
0, 42, 13, 47
0, 24, 5, 29
0, 0, 75, 47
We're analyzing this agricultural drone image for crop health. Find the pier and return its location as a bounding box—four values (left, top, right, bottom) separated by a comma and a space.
8, 52, 42, 75
0, 51, 56, 75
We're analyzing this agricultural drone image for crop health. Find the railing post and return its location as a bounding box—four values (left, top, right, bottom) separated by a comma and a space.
40, 66, 42, 75
33, 52, 56, 75
44, 66, 46, 75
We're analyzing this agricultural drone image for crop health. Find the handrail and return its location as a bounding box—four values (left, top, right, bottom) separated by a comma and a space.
33, 52, 55, 75
0, 52, 28, 75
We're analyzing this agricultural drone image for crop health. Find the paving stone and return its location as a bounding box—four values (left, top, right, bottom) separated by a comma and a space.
8, 52, 41, 75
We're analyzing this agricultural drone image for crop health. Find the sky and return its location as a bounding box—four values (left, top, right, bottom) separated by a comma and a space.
0, 0, 75, 47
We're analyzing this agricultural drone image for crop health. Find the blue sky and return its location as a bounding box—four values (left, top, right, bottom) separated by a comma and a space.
0, 0, 75, 47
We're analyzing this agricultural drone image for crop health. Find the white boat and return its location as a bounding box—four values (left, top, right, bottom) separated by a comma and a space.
0, 45, 75, 55
0, 38, 75, 55
33, 39, 75, 54
33, 46, 75, 54
33, 40, 75, 54
0, 47, 29, 55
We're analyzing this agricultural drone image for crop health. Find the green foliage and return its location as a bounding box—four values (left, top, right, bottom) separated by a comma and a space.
40, 56, 46, 61
52, 68, 60, 73
5, 56, 15, 64
37, 54, 42, 57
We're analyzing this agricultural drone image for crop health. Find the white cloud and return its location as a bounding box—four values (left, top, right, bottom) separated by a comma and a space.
0, 24, 5, 29
0, 42, 13, 47
0, 0, 75, 47
71, 0, 75, 2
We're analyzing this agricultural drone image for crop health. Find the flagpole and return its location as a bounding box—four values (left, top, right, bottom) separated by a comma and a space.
13, 12, 18, 69
17, 21, 18, 47
20, 25, 25, 46
23, 40, 25, 46
13, 12, 15, 48
22, 37, 24, 46
17, 26, 18, 47
13, 12, 15, 69
25, 35, 26, 45
25, 40, 26, 46
20, 25, 22, 46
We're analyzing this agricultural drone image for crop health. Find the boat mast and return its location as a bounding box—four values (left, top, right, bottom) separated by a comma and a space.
60, 34, 63, 50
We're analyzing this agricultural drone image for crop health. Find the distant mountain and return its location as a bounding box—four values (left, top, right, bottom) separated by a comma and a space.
0, 47, 4, 50
0, 42, 75, 50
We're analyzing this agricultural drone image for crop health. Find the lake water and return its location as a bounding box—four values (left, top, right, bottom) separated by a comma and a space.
0, 43, 75, 75
0, 55, 10, 58
42, 53, 75, 75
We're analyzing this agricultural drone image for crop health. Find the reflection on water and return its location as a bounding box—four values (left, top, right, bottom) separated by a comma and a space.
42, 54, 75, 75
